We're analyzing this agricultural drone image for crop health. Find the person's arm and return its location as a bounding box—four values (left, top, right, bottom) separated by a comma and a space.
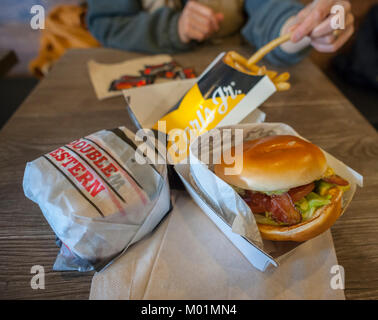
86, 0, 193, 54
242, 0, 309, 66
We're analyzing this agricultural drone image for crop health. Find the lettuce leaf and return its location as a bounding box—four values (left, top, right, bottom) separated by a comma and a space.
254, 213, 289, 226
254, 214, 281, 226
263, 189, 289, 196
296, 192, 331, 221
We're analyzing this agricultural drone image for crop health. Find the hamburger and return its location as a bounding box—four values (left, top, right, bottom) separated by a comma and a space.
214, 135, 350, 242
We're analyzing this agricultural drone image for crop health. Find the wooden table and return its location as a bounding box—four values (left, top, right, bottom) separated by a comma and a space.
0, 40, 377, 299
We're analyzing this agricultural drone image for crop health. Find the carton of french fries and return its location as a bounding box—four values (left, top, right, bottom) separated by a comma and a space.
152, 33, 297, 163
153, 51, 280, 163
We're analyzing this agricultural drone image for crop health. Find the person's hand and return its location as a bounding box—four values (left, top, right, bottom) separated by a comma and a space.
290, 0, 354, 53
178, 1, 224, 44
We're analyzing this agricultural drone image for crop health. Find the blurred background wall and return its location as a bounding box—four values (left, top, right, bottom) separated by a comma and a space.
0, 1, 82, 128
0, 0, 82, 76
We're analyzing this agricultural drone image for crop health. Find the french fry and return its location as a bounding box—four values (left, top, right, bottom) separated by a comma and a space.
248, 63, 260, 73
247, 33, 292, 67
234, 61, 251, 74
222, 46, 292, 93
257, 66, 266, 76
229, 51, 248, 67
274, 72, 290, 83
275, 81, 291, 91
266, 70, 278, 80
223, 54, 236, 68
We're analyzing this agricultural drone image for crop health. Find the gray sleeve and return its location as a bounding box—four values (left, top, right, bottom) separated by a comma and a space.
87, 0, 194, 54
241, 0, 310, 66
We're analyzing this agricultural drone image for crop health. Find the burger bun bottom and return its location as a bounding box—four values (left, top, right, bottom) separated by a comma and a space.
257, 187, 343, 242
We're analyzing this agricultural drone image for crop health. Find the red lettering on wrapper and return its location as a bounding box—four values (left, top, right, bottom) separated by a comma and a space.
86, 150, 102, 161
85, 180, 106, 197
76, 171, 94, 187
72, 141, 86, 149
79, 145, 95, 154
87, 135, 148, 205
68, 163, 85, 177
65, 140, 120, 184
61, 156, 77, 168
93, 156, 107, 169
47, 147, 108, 200
101, 163, 118, 177
49, 148, 69, 162
56, 151, 69, 162
49, 148, 61, 158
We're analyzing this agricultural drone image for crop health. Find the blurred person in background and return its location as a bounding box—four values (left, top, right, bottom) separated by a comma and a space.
87, 0, 355, 66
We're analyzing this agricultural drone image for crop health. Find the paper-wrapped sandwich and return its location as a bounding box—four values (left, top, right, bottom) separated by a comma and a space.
23, 127, 171, 271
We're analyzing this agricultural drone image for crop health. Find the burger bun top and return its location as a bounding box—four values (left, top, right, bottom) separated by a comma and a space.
214, 135, 327, 192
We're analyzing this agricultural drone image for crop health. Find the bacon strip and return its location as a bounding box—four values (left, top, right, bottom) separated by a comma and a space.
323, 175, 349, 186
242, 182, 318, 225
243, 191, 302, 225
243, 192, 270, 214
270, 193, 302, 225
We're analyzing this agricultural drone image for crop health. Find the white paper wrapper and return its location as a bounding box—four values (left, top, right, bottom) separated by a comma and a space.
23, 127, 171, 271
188, 122, 363, 265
